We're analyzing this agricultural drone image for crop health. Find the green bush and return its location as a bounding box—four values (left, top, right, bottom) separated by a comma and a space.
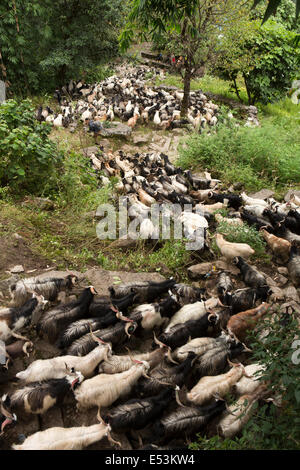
213, 220, 267, 259
178, 116, 300, 191
215, 20, 300, 105
0, 99, 62, 194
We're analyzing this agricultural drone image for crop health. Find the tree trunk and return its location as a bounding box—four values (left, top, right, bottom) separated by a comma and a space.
181, 67, 191, 117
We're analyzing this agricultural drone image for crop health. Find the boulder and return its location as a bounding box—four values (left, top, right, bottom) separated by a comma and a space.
10, 265, 24, 274
284, 190, 300, 202
188, 260, 239, 280
249, 189, 274, 200
101, 122, 132, 138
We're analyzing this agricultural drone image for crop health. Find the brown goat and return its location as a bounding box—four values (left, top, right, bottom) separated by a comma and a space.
227, 303, 271, 342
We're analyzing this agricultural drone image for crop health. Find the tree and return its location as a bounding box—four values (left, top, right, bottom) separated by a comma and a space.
120, 0, 245, 116
214, 19, 300, 105
253, 0, 300, 24
0, 0, 126, 94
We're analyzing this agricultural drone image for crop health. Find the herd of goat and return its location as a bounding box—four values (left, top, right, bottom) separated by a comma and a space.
0, 148, 299, 449
1, 64, 299, 450
36, 66, 219, 130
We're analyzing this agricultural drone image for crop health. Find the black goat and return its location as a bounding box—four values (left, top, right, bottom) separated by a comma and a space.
208, 192, 242, 210
67, 320, 138, 356
157, 313, 219, 350
135, 352, 197, 397
150, 400, 226, 442
38, 287, 97, 343
103, 387, 175, 432
234, 256, 267, 288
109, 279, 176, 303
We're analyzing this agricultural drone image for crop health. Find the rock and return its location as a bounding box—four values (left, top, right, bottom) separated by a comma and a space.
84, 267, 165, 296
284, 190, 300, 202
274, 274, 289, 287
133, 134, 149, 145
10, 265, 24, 274
81, 146, 101, 157
249, 189, 274, 200
270, 286, 285, 302
109, 237, 139, 250
13, 233, 23, 241
266, 276, 278, 288
22, 197, 55, 210
101, 122, 132, 138
278, 267, 289, 276
283, 285, 300, 303
188, 260, 239, 280
0, 275, 19, 296
154, 85, 178, 92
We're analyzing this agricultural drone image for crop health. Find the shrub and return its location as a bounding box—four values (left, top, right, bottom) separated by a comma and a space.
0, 99, 62, 194
215, 19, 300, 105
177, 117, 300, 191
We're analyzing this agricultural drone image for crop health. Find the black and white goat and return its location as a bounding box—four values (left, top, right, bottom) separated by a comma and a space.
150, 400, 226, 443
9, 274, 78, 307
157, 312, 219, 350
0, 294, 47, 342
135, 352, 196, 397
67, 316, 138, 356
7, 370, 83, 416
103, 386, 177, 432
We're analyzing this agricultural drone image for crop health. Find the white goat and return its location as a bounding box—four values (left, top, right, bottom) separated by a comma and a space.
12, 413, 119, 450
16, 335, 112, 382
75, 361, 150, 411
234, 363, 266, 396
187, 362, 246, 405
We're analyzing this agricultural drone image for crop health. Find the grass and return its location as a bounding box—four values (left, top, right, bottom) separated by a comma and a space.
153, 72, 248, 103
177, 111, 300, 196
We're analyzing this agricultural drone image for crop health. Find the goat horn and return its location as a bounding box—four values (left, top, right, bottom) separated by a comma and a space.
106, 426, 122, 448
142, 371, 152, 379
153, 332, 168, 349
242, 342, 252, 353
22, 341, 34, 357
97, 407, 107, 426
116, 311, 133, 322
125, 322, 135, 338
227, 358, 240, 368
89, 326, 106, 345
167, 347, 178, 364
175, 388, 187, 408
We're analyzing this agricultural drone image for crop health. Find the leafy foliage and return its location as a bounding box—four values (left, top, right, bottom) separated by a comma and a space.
0, 0, 125, 93
252, 0, 300, 24
0, 99, 62, 193
215, 20, 300, 105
